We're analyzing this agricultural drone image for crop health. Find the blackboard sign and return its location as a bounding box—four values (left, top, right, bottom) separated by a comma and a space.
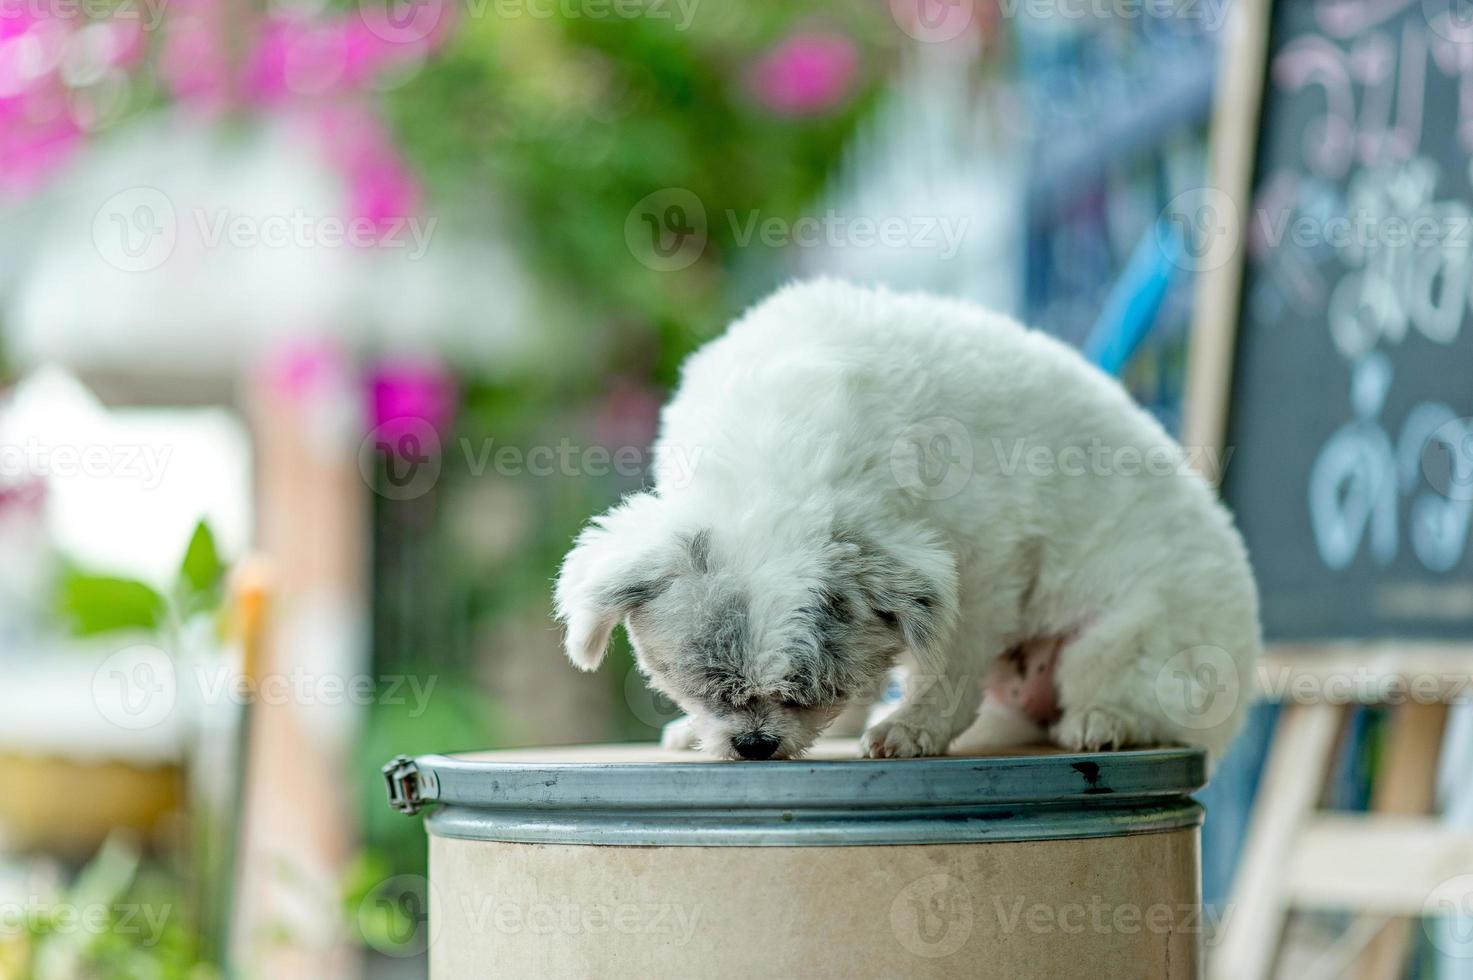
1218, 0, 1473, 641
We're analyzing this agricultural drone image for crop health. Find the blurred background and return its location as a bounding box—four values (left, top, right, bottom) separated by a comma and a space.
0, 0, 1399, 975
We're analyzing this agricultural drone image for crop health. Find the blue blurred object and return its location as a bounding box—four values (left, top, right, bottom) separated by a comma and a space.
1195, 702, 1278, 910
1083, 218, 1185, 375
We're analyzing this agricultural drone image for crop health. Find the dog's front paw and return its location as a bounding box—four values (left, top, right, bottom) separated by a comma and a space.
861, 717, 947, 759
1052, 707, 1131, 753
661, 715, 700, 751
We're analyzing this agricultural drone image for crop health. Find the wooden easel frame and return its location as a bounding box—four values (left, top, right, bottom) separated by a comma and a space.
1184, 0, 1468, 976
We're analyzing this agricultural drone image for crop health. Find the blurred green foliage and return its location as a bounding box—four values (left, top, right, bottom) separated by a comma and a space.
54, 520, 224, 638
55, 571, 166, 636
361, 1, 899, 916
16, 836, 215, 980
385, 1, 899, 381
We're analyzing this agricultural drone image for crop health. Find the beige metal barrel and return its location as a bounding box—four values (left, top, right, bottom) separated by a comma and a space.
384, 741, 1206, 979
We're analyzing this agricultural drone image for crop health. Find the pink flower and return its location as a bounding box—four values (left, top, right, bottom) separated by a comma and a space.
313, 101, 422, 232
594, 378, 663, 453
158, 0, 234, 113
369, 358, 458, 445
748, 31, 859, 116
0, 114, 80, 195
0, 8, 84, 194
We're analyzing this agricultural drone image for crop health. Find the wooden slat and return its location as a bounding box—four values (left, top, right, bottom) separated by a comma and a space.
1210, 702, 1344, 980
1180, 0, 1273, 470
1355, 703, 1449, 979
1285, 814, 1473, 913
1257, 646, 1473, 704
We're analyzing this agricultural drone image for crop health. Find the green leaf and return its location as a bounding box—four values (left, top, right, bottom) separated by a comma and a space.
177, 520, 224, 613
57, 572, 166, 636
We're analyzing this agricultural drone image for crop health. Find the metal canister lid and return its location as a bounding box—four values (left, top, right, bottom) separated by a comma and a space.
384, 741, 1206, 847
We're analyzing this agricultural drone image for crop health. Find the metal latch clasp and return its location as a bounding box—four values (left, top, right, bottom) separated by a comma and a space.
383, 755, 426, 815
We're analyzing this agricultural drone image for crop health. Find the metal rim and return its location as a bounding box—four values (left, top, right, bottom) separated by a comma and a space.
397, 746, 1208, 847
425, 800, 1204, 847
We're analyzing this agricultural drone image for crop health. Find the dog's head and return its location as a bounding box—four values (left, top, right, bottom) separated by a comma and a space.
553, 492, 957, 759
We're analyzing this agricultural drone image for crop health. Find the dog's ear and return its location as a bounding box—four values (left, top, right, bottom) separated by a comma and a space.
554, 492, 677, 671
842, 524, 959, 672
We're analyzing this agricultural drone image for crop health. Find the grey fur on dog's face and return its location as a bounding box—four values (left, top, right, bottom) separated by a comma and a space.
554, 489, 958, 760
622, 531, 912, 760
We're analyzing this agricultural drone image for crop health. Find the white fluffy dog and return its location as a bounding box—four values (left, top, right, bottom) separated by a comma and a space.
555, 280, 1260, 762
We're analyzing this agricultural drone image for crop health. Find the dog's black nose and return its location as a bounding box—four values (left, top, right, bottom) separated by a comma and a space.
733, 732, 780, 760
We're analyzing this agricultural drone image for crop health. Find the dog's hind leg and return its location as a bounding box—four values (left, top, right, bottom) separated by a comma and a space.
1049, 605, 1166, 753
951, 698, 1048, 753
